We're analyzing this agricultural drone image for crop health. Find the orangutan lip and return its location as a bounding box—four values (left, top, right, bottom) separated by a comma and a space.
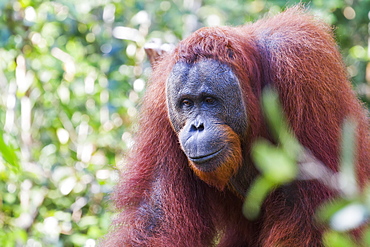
189, 148, 223, 164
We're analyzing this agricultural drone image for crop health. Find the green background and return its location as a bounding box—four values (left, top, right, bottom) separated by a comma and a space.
0, 0, 369, 246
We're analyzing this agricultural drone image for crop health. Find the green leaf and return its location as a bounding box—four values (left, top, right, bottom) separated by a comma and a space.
323, 230, 357, 247
251, 139, 298, 184
261, 87, 302, 158
339, 118, 358, 197
243, 176, 275, 220
316, 199, 354, 224
0, 131, 20, 172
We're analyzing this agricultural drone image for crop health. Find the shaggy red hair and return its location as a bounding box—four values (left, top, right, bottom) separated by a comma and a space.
102, 6, 370, 246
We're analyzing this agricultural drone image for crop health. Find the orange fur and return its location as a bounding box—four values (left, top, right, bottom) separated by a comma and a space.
102, 7, 370, 247
189, 125, 243, 190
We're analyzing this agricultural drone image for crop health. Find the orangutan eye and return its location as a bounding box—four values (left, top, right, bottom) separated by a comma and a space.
204, 97, 216, 104
180, 99, 193, 108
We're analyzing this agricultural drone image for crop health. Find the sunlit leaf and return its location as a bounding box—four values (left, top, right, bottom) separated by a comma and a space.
0, 131, 20, 172
243, 176, 275, 220
323, 230, 357, 247
251, 139, 298, 183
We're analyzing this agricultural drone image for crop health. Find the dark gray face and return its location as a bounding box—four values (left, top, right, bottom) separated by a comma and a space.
166, 59, 247, 173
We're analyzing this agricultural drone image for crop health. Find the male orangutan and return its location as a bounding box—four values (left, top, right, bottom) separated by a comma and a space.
103, 6, 370, 247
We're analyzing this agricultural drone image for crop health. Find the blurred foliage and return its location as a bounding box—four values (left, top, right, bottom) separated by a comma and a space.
244, 89, 370, 246
0, 0, 368, 246
243, 87, 300, 220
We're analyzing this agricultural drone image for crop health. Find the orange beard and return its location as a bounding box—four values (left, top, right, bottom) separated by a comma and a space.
189, 126, 243, 191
